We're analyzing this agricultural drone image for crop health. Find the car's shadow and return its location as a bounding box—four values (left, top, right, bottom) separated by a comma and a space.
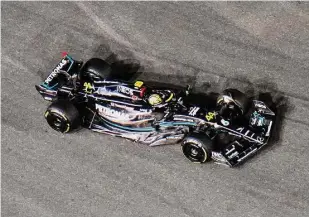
93, 45, 144, 82
92, 45, 291, 167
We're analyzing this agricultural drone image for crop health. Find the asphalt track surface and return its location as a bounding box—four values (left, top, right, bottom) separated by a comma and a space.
2, 2, 309, 217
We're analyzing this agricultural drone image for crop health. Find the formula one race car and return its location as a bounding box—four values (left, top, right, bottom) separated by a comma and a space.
35, 53, 276, 167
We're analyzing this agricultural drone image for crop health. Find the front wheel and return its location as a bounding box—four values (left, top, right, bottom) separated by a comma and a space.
216, 89, 249, 120
182, 134, 213, 163
45, 100, 80, 133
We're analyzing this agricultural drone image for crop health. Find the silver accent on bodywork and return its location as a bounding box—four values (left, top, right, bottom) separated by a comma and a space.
95, 104, 154, 125
91, 123, 188, 147
85, 94, 143, 107
44, 59, 68, 84
212, 123, 264, 144
189, 107, 200, 116
94, 80, 122, 84
148, 134, 185, 147
173, 115, 206, 125
95, 86, 133, 100
253, 100, 275, 116
237, 147, 258, 162
44, 96, 53, 101
266, 121, 273, 136
211, 152, 230, 166
221, 119, 230, 126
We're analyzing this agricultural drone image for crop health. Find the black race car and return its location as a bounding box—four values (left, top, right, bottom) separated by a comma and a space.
35, 53, 275, 167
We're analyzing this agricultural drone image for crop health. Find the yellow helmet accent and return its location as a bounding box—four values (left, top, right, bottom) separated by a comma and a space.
165, 93, 174, 102
148, 94, 162, 105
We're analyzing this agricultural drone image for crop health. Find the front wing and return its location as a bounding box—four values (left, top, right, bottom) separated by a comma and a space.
211, 101, 275, 167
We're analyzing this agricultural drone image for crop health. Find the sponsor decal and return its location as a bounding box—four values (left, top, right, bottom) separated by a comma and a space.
225, 144, 236, 155
227, 151, 239, 159
44, 59, 67, 84
97, 105, 127, 118
224, 142, 243, 159
117, 86, 134, 95
220, 119, 230, 126
236, 127, 245, 133
83, 82, 94, 93
96, 104, 134, 120
132, 95, 139, 101
205, 112, 216, 121
111, 103, 135, 111
139, 108, 152, 113
96, 86, 111, 96
95, 104, 154, 125
189, 107, 200, 116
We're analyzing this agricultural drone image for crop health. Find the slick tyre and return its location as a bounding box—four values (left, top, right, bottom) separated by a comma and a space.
182, 134, 213, 163
45, 100, 80, 133
217, 89, 249, 118
80, 58, 111, 81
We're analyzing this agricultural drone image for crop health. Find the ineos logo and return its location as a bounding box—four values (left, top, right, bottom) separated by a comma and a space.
117, 86, 133, 95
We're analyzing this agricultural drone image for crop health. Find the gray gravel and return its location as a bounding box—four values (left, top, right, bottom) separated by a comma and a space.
2, 2, 309, 217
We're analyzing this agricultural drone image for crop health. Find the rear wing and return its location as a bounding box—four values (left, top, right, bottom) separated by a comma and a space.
42, 52, 79, 89
35, 52, 82, 101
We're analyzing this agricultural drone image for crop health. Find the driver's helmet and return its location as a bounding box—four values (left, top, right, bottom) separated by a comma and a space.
148, 93, 163, 106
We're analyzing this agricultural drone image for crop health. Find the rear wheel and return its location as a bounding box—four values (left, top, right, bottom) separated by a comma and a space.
79, 58, 111, 81
182, 134, 213, 163
45, 100, 80, 133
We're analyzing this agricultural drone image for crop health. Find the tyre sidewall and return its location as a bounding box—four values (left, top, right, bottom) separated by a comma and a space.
79, 58, 111, 81
45, 109, 71, 133
182, 137, 210, 163
217, 89, 249, 118
45, 101, 80, 133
